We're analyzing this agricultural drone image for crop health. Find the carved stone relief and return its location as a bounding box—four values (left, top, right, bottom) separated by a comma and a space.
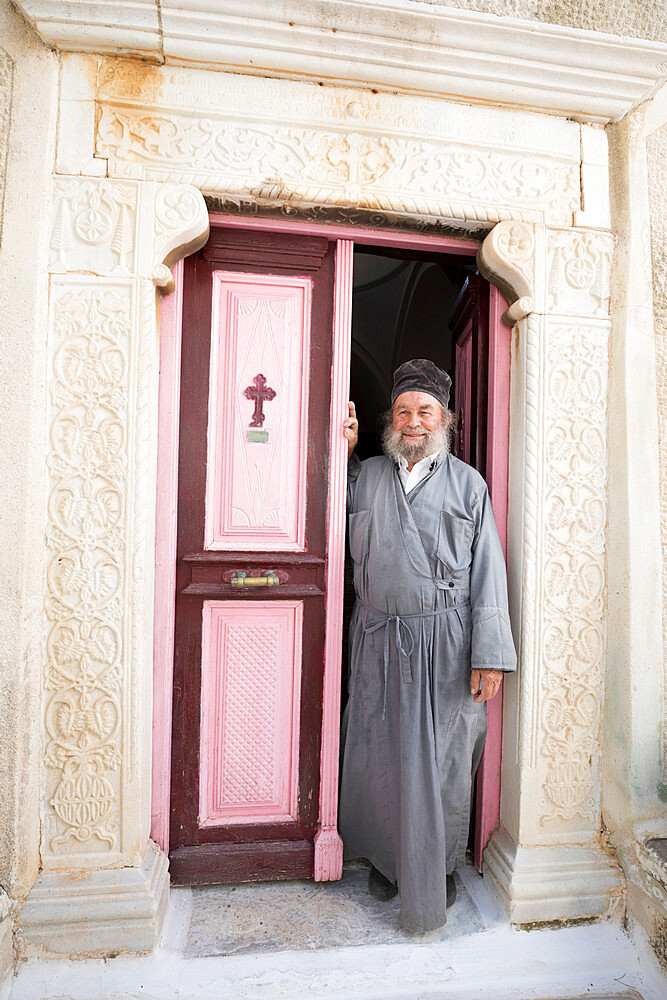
480, 220, 611, 839
36, 47, 621, 924
546, 230, 614, 318
540, 319, 608, 828
42, 177, 208, 868
50, 178, 139, 274
44, 279, 133, 861
92, 59, 581, 230
0, 49, 14, 248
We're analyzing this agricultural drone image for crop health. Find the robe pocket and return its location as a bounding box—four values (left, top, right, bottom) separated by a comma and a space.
348, 509, 371, 563
437, 511, 474, 574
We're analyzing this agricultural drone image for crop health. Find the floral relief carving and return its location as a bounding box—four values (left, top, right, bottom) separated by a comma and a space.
539, 324, 608, 826
50, 179, 138, 275
97, 105, 578, 228
44, 282, 133, 857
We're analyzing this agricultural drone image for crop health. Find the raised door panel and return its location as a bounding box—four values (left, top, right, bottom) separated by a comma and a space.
206, 273, 311, 551
199, 600, 303, 827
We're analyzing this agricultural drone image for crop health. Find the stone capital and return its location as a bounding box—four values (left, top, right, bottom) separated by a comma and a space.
479, 221, 615, 323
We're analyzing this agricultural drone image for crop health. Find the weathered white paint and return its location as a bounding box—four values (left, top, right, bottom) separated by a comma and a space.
0, 0, 58, 988
603, 89, 667, 965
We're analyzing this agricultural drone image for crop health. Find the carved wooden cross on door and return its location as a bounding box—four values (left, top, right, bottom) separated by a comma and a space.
244, 373, 276, 428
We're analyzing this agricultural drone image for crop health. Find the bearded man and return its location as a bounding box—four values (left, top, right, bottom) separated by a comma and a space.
339, 358, 516, 933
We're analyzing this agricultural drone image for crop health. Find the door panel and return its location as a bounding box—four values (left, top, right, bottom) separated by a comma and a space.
205, 273, 312, 551
170, 227, 334, 885
199, 600, 303, 828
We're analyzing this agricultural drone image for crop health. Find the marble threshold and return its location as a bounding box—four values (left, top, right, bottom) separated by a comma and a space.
9, 862, 666, 1000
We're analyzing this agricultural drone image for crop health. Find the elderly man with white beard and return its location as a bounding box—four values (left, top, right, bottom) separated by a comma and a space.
339, 358, 516, 933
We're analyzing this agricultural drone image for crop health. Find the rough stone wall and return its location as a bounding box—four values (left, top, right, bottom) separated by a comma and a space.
414, 1, 667, 43
646, 122, 667, 789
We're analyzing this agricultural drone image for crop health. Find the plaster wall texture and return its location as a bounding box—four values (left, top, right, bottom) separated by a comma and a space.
602, 95, 667, 972
646, 121, 667, 794
0, 0, 58, 986
0, 0, 57, 904
416, 0, 667, 43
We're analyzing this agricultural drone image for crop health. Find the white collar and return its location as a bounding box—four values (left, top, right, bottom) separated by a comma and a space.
397, 449, 443, 475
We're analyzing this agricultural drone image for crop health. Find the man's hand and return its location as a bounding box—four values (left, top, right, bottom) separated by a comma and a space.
344, 401, 359, 459
470, 669, 503, 703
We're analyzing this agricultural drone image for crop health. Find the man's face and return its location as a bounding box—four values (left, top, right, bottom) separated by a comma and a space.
392, 391, 443, 441
384, 390, 450, 465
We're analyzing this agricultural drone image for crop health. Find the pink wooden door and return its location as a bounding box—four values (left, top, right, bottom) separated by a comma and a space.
169, 228, 335, 884
451, 276, 510, 870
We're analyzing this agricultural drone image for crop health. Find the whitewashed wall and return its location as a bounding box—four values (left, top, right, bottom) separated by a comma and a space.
0, 0, 58, 987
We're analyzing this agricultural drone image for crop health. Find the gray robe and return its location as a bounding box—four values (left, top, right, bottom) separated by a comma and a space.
339, 451, 516, 933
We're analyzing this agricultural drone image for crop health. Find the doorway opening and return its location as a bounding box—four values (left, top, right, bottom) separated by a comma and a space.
349, 247, 475, 461
344, 243, 498, 868
152, 219, 510, 886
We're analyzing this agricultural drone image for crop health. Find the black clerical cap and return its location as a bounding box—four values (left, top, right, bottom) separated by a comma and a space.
391, 358, 452, 408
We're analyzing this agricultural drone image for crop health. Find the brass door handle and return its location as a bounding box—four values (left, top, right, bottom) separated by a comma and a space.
231, 571, 280, 588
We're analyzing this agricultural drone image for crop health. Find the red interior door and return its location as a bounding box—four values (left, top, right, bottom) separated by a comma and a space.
451, 275, 510, 871
169, 227, 335, 884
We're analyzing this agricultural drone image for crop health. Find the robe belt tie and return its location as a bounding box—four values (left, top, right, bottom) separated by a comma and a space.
361, 602, 469, 720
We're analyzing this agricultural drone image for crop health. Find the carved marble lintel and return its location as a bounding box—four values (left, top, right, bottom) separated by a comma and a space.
93, 59, 581, 229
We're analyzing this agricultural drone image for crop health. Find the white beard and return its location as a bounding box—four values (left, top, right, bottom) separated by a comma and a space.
381, 421, 451, 465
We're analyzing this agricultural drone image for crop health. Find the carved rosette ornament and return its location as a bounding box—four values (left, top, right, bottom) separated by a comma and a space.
43, 178, 208, 867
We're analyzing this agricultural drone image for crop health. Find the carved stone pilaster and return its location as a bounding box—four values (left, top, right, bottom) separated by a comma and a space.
479, 221, 622, 923
21, 178, 208, 956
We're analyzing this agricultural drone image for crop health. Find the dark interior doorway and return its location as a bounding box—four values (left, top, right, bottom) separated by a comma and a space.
343, 243, 487, 857
348, 247, 475, 460
343, 246, 477, 670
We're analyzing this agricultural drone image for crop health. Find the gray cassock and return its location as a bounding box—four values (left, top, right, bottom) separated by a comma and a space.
339, 450, 517, 933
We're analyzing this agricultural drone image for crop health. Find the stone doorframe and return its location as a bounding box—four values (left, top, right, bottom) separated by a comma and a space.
19, 55, 623, 955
